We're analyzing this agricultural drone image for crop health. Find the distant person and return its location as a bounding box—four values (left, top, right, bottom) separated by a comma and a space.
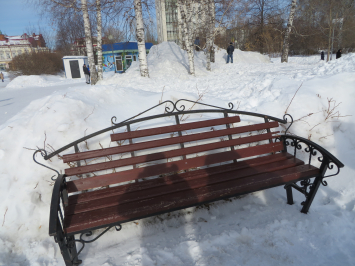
194, 37, 200, 51
321, 51, 324, 60
336, 49, 342, 59
83, 64, 90, 84
0, 72, 3, 82
226, 42, 234, 63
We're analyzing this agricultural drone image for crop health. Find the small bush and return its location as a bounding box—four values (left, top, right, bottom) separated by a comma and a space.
10, 51, 64, 75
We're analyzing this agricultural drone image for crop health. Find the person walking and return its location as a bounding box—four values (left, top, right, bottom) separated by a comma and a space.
194, 37, 200, 51
0, 72, 4, 82
336, 49, 342, 59
226, 42, 234, 63
321, 51, 324, 60
83, 64, 90, 84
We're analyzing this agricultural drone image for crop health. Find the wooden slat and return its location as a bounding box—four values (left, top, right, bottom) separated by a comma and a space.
65, 131, 280, 176
110, 116, 241, 141
64, 165, 319, 234
66, 142, 284, 193
68, 152, 294, 205
63, 121, 279, 163
65, 157, 304, 215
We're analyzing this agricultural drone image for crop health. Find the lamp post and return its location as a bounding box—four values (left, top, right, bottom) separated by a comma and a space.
108, 35, 116, 73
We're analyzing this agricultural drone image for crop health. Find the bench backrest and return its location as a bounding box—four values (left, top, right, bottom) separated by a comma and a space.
62, 114, 283, 194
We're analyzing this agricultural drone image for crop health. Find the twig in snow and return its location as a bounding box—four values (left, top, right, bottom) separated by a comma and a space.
23, 147, 37, 151
2, 207, 8, 226
43, 131, 47, 150
34, 182, 39, 189
159, 86, 165, 104
84, 107, 95, 122
285, 82, 303, 114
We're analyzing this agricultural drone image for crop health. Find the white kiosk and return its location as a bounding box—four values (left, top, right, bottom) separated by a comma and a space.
63, 56, 88, 79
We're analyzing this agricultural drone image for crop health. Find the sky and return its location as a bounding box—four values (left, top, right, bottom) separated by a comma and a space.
0, 0, 52, 36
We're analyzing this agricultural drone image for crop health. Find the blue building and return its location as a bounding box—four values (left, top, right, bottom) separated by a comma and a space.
102, 42, 154, 73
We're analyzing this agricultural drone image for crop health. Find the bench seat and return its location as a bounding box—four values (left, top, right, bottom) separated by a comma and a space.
63, 153, 319, 234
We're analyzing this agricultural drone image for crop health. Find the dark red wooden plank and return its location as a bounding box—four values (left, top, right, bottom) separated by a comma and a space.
63, 121, 280, 163
65, 157, 304, 215
65, 131, 280, 176
64, 165, 319, 234
68, 152, 294, 205
111, 116, 241, 141
66, 142, 284, 193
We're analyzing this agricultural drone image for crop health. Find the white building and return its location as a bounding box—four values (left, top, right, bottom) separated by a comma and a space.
63, 56, 88, 79
155, 0, 207, 45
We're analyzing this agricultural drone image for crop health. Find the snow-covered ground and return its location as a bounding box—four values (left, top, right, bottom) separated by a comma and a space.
0, 42, 355, 265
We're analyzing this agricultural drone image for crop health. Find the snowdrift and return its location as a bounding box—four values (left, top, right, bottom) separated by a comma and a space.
0, 43, 355, 265
6, 74, 82, 89
103, 42, 270, 81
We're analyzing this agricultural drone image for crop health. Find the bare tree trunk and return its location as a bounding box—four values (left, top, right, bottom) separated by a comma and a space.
177, 2, 185, 50
206, 0, 215, 70
96, 0, 103, 81
327, 6, 332, 61
210, 0, 215, 63
281, 0, 297, 63
178, 0, 195, 76
134, 0, 149, 77
81, 0, 98, 85
206, 0, 212, 71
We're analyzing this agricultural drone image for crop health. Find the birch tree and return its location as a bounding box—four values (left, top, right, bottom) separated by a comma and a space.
281, 0, 297, 63
206, 0, 216, 70
80, 0, 98, 85
96, 0, 103, 80
134, 0, 149, 77
177, 0, 195, 76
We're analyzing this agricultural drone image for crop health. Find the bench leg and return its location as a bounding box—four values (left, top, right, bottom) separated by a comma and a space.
284, 184, 294, 205
301, 176, 322, 214
55, 223, 82, 266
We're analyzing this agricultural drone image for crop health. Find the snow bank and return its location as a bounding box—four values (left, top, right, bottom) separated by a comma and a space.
6, 74, 83, 89
214, 46, 271, 64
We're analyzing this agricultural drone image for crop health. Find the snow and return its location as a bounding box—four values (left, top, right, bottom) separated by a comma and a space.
0, 43, 355, 266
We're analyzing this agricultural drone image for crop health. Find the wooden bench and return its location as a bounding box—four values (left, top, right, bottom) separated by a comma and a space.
33, 99, 344, 266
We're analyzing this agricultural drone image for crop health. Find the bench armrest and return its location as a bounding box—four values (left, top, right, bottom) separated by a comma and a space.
279, 134, 344, 177
49, 174, 66, 237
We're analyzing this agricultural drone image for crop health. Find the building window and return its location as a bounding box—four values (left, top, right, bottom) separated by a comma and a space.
165, 0, 179, 43
6, 53, 11, 59
133, 55, 137, 61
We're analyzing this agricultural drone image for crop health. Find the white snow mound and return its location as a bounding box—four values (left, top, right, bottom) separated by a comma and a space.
6, 74, 82, 89
124, 42, 269, 79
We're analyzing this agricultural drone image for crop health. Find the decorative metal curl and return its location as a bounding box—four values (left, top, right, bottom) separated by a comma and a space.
33, 149, 60, 181
72, 224, 122, 263
324, 162, 341, 178
283, 114, 293, 135
174, 99, 234, 112
111, 99, 236, 126
111, 100, 175, 125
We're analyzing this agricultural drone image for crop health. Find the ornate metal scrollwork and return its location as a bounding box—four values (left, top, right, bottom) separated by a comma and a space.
281, 135, 343, 185
33, 149, 60, 181
71, 224, 122, 263
283, 114, 293, 135
111, 99, 235, 125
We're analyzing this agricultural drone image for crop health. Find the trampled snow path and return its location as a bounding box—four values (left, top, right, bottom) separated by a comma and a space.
0, 43, 355, 265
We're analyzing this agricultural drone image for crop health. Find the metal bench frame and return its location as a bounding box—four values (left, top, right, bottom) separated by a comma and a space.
33, 99, 344, 266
